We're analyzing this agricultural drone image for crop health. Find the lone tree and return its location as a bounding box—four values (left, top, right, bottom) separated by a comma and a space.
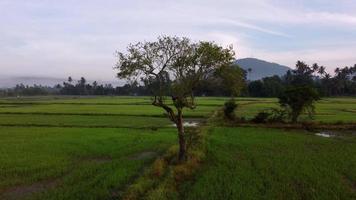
279, 61, 322, 123
278, 86, 319, 123
218, 65, 245, 119
115, 36, 242, 161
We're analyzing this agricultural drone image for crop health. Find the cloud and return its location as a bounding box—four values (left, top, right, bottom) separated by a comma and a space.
214, 18, 292, 38
0, 0, 355, 81
253, 45, 356, 74
305, 12, 356, 25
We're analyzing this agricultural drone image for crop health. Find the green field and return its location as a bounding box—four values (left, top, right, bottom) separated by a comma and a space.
233, 97, 356, 123
1, 96, 355, 123
0, 127, 176, 200
182, 127, 356, 199
0, 96, 355, 199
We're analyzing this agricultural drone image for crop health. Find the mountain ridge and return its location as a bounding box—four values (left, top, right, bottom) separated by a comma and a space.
236, 58, 291, 80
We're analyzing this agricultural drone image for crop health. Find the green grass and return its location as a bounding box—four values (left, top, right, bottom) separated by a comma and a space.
0, 96, 150, 104
0, 114, 171, 128
183, 127, 356, 200
234, 97, 356, 123
0, 127, 176, 200
1, 96, 355, 122
0, 103, 217, 118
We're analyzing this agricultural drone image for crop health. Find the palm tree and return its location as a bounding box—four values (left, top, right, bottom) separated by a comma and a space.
318, 66, 326, 76
247, 68, 252, 80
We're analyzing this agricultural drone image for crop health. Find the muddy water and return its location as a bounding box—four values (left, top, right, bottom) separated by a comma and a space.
315, 130, 356, 138
172, 121, 199, 127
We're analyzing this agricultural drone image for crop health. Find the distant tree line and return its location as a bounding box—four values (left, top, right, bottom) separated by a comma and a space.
0, 74, 243, 97
247, 62, 356, 97
0, 77, 150, 97
0, 84, 59, 96
1, 62, 355, 97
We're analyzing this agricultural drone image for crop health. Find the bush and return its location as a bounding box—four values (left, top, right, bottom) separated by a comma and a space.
278, 86, 320, 122
223, 98, 238, 120
237, 116, 247, 123
252, 108, 287, 123
252, 111, 271, 123
185, 127, 203, 152
269, 108, 288, 123
151, 158, 166, 177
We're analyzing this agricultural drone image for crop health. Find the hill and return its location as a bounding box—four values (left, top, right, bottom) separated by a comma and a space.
236, 58, 291, 80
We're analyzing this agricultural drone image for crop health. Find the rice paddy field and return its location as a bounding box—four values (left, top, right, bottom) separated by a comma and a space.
182, 127, 356, 200
0, 96, 355, 199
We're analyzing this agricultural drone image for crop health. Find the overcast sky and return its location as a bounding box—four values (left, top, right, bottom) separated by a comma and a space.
1, 0, 356, 81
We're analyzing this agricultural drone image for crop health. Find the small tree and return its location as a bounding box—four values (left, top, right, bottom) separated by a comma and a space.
115, 36, 242, 161
218, 65, 245, 120
223, 99, 238, 120
278, 86, 319, 123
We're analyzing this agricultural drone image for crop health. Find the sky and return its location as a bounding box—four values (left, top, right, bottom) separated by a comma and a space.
1, 0, 356, 82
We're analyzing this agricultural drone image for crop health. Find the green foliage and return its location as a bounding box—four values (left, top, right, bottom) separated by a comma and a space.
115, 36, 242, 160
115, 36, 238, 109
252, 110, 271, 123
252, 108, 287, 123
278, 86, 320, 122
248, 75, 284, 97
268, 108, 288, 122
285, 61, 319, 86
223, 99, 238, 120
216, 65, 246, 97
245, 62, 356, 97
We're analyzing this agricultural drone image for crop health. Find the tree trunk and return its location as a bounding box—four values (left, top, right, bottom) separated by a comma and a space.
176, 109, 186, 161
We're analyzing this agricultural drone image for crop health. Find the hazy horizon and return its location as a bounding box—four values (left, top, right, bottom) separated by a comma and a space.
0, 57, 283, 88
1, 0, 356, 82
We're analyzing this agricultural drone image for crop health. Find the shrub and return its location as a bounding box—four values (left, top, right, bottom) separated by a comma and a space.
278, 86, 320, 123
223, 98, 238, 120
335, 120, 345, 125
268, 108, 288, 123
252, 108, 288, 123
151, 158, 166, 177
301, 121, 315, 131
185, 127, 203, 152
252, 111, 271, 123
237, 116, 247, 123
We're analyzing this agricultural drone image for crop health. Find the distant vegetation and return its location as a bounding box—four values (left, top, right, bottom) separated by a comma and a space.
1, 62, 355, 98
248, 62, 356, 97
0, 77, 147, 97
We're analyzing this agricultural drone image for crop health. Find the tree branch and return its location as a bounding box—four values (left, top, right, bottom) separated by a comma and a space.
152, 97, 178, 123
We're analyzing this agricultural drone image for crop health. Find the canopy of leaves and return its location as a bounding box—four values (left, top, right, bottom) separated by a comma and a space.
284, 61, 324, 87
278, 86, 320, 122
115, 36, 238, 110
